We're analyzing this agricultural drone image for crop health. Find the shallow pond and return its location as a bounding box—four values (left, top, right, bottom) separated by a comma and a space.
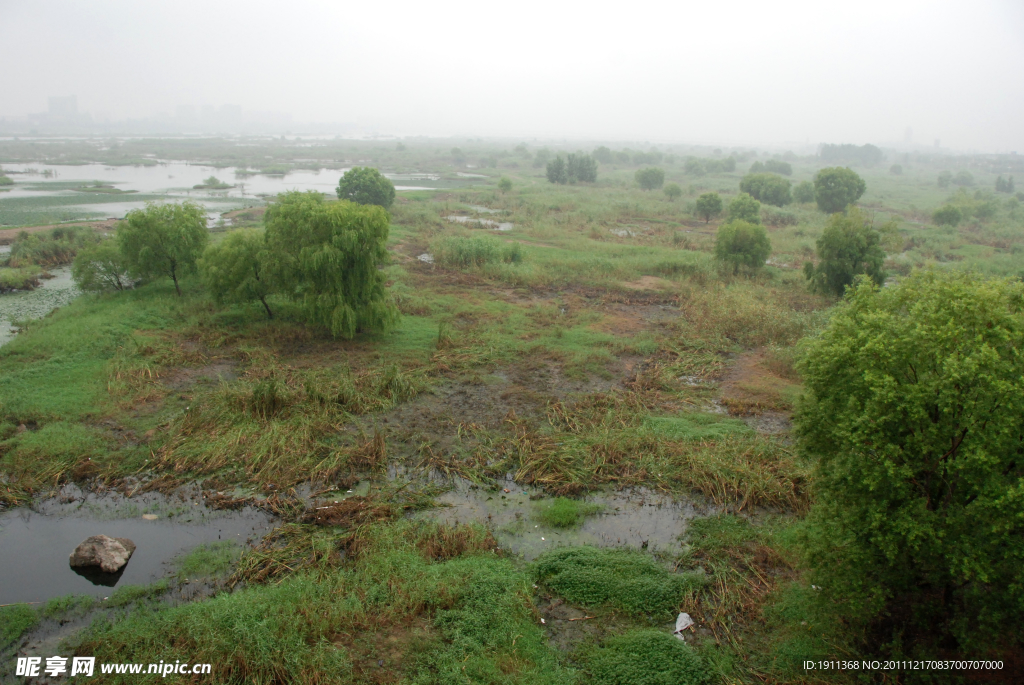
0, 485, 275, 605
0, 163, 452, 226
446, 215, 514, 231
0, 266, 79, 347
417, 480, 711, 560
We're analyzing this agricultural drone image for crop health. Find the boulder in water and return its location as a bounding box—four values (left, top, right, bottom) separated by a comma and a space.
69, 535, 136, 573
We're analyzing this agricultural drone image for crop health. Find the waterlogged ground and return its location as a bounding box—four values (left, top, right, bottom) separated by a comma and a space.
0, 163, 469, 227
0, 266, 79, 346
419, 480, 709, 560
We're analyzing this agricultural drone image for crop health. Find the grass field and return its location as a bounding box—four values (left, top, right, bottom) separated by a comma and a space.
1, 138, 1022, 683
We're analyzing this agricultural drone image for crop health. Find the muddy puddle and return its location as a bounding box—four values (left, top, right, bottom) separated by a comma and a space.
415, 479, 712, 560
446, 215, 514, 231
0, 485, 274, 605
0, 266, 79, 347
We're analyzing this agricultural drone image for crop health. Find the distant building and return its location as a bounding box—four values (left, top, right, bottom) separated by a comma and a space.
48, 95, 78, 118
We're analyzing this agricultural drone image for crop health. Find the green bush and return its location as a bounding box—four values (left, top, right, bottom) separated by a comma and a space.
579, 630, 709, 685
534, 546, 702, 617
714, 221, 771, 275
797, 270, 1024, 656
932, 204, 962, 227
7, 227, 96, 268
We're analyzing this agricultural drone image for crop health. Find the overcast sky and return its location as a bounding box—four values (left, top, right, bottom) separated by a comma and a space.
2, 0, 1022, 151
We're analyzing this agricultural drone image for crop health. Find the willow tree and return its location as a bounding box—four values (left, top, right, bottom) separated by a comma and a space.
200, 229, 275, 318
117, 201, 208, 296
264, 191, 398, 338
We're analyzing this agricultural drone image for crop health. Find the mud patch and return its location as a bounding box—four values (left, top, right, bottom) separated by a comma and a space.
162, 360, 238, 390
620, 276, 674, 291
719, 351, 799, 416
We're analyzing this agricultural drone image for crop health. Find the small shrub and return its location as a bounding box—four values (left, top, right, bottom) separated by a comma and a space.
793, 181, 815, 204
580, 630, 709, 685
714, 221, 771, 275
932, 204, 962, 227
533, 497, 602, 528
761, 207, 798, 227
635, 168, 666, 190
534, 546, 703, 617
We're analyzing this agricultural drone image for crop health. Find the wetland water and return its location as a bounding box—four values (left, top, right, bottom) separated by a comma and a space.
0, 486, 275, 605
0, 164, 450, 345
0, 265, 78, 347
0, 163, 447, 227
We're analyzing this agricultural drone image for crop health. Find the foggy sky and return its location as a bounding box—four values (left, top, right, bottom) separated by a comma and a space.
2, 0, 1022, 151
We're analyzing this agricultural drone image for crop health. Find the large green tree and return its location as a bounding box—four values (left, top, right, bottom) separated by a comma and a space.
117, 201, 208, 296
813, 167, 866, 213
803, 209, 885, 296
264, 191, 398, 339
200, 229, 275, 319
797, 270, 1024, 656
713, 220, 770, 275
694, 193, 722, 223
336, 167, 396, 209
739, 173, 792, 207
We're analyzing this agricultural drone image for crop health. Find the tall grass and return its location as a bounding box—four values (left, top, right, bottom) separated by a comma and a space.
431, 234, 522, 268
75, 520, 571, 685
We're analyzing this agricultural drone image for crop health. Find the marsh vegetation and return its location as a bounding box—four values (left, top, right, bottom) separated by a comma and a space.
2, 137, 1023, 683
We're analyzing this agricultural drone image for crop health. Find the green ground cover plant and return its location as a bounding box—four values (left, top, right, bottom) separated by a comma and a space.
533, 496, 603, 528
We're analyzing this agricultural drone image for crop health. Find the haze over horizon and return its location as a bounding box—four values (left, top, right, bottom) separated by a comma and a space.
1, 0, 1022, 152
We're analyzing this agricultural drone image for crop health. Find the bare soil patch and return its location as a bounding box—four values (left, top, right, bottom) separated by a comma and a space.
620, 276, 674, 291
719, 351, 800, 417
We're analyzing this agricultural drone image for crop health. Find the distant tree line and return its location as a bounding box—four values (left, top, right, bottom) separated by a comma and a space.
819, 143, 884, 167
749, 159, 792, 176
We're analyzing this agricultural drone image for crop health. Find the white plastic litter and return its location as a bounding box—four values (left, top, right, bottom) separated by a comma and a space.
673, 613, 695, 641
